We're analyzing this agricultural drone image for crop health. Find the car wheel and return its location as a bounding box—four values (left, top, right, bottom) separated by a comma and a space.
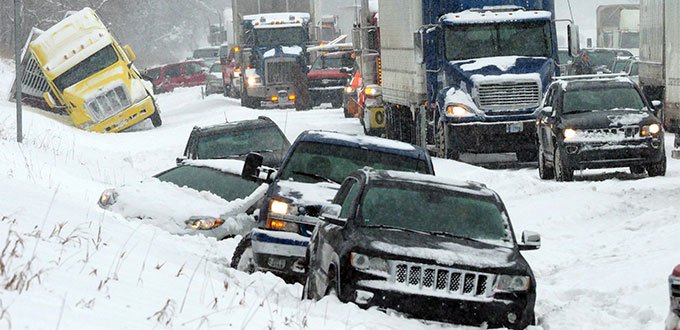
302, 272, 316, 300
629, 165, 645, 175
325, 269, 338, 297
436, 120, 460, 160
554, 147, 574, 182
230, 234, 255, 273
149, 110, 162, 128
646, 156, 667, 177
538, 144, 554, 180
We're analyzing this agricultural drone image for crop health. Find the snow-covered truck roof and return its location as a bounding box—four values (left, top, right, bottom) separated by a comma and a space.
441, 8, 552, 25
244, 12, 310, 29
30, 7, 115, 79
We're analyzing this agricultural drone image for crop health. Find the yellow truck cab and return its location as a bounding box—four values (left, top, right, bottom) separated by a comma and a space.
30, 7, 160, 132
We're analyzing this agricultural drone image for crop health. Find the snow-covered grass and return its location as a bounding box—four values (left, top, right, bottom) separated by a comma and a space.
0, 59, 678, 329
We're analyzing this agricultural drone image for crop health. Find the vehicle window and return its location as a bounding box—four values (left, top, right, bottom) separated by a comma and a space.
218, 45, 230, 59
193, 48, 219, 59
613, 60, 628, 73
155, 166, 260, 201
254, 27, 308, 47
360, 183, 510, 243
278, 141, 430, 184
54, 45, 119, 90
210, 63, 222, 73
185, 63, 203, 75
585, 51, 616, 69
563, 87, 645, 114
620, 32, 639, 50
338, 179, 361, 219
196, 126, 289, 159
165, 65, 181, 78
145, 67, 161, 80
630, 62, 639, 76
313, 55, 355, 70
445, 20, 552, 60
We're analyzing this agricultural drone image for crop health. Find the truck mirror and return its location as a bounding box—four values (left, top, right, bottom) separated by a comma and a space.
43, 92, 56, 108
414, 29, 424, 64
352, 29, 361, 51
567, 24, 580, 57
241, 152, 264, 182
123, 45, 136, 62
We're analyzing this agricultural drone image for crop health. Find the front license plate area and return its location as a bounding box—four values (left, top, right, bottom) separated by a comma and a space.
506, 122, 524, 133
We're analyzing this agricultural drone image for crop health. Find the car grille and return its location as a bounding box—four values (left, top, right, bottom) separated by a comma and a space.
265, 60, 297, 85
476, 80, 541, 111
85, 86, 131, 122
309, 78, 345, 88
392, 261, 494, 298
584, 126, 641, 138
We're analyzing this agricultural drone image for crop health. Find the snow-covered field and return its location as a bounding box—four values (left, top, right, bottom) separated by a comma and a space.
0, 59, 678, 329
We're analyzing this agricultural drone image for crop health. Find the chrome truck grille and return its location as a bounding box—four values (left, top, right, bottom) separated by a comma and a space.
20, 54, 50, 98
392, 261, 494, 298
265, 60, 297, 85
85, 86, 130, 122
476, 80, 541, 111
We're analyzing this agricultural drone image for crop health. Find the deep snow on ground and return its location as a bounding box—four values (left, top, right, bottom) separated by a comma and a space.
0, 60, 678, 329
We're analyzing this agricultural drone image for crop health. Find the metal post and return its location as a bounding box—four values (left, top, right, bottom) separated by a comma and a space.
14, 0, 23, 143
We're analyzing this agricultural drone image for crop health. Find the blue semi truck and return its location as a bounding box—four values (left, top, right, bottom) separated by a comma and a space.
379, 0, 578, 161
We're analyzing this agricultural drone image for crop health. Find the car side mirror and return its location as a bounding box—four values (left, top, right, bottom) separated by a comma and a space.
176, 156, 187, 165
519, 231, 541, 251
319, 213, 346, 227
241, 152, 277, 183
567, 24, 580, 57
652, 100, 662, 109
321, 204, 341, 217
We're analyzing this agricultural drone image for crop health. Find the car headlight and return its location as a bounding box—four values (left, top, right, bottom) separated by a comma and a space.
185, 217, 225, 230
98, 189, 118, 208
270, 200, 289, 215
648, 123, 661, 134
495, 275, 531, 292
446, 104, 475, 117
364, 85, 382, 97
350, 252, 389, 274
266, 218, 300, 232
563, 128, 577, 140
345, 86, 354, 94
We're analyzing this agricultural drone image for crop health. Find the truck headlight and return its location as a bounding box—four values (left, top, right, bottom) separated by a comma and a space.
364, 85, 382, 97
247, 75, 260, 86
98, 189, 118, 208
446, 104, 474, 117
270, 200, 289, 215
350, 252, 389, 273
345, 86, 354, 94
495, 275, 531, 292
185, 217, 225, 230
563, 128, 577, 140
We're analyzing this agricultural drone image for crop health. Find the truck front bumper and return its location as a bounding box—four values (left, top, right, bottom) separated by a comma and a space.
447, 119, 537, 153
309, 86, 343, 105
88, 96, 157, 133
250, 228, 308, 279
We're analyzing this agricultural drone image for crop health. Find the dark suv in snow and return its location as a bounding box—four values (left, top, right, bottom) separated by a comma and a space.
537, 75, 666, 181
303, 169, 540, 329
231, 131, 434, 281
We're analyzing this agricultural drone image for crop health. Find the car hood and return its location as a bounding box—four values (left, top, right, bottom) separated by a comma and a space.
270, 179, 340, 213
446, 56, 554, 94
307, 69, 349, 80
561, 109, 658, 129
350, 228, 524, 271
104, 179, 267, 239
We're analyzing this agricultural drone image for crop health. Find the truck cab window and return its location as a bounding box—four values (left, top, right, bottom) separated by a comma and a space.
54, 45, 119, 91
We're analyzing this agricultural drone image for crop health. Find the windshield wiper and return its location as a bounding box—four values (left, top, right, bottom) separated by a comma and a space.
363, 224, 430, 235
221, 149, 275, 158
564, 110, 592, 115
427, 231, 487, 244
292, 171, 340, 184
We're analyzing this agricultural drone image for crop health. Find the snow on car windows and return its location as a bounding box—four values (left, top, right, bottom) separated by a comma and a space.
155, 165, 260, 201
54, 45, 119, 90
196, 126, 287, 159
278, 142, 429, 184
563, 87, 645, 114
360, 183, 509, 242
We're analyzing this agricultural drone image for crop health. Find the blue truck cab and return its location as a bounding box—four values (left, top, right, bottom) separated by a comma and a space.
380, 0, 579, 161
231, 130, 434, 281
239, 12, 312, 109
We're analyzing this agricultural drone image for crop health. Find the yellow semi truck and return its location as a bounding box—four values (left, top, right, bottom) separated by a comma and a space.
15, 7, 161, 132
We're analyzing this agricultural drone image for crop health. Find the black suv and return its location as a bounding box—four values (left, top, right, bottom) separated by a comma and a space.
537, 75, 666, 181
304, 168, 540, 329
231, 131, 434, 282
181, 116, 290, 167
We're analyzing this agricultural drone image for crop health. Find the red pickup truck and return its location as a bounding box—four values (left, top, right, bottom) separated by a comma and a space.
143, 60, 208, 94
307, 51, 354, 108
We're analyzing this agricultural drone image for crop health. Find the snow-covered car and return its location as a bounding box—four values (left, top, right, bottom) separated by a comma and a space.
98, 159, 267, 239
537, 75, 666, 181
230, 131, 435, 282
668, 265, 680, 330
181, 116, 290, 167
204, 62, 225, 95
304, 168, 540, 329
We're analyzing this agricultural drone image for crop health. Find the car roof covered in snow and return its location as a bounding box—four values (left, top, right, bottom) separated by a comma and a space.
360, 169, 496, 198
172, 159, 246, 176
296, 131, 429, 161
190, 116, 282, 137
555, 75, 637, 91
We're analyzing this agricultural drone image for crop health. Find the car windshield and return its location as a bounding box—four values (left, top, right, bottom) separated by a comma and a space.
563, 87, 645, 114
311, 55, 354, 70
278, 141, 430, 184
155, 165, 260, 201
193, 48, 218, 59
360, 183, 511, 243
585, 50, 616, 68
254, 27, 307, 47
54, 45, 119, 91
445, 20, 552, 60
613, 60, 629, 73
196, 126, 289, 159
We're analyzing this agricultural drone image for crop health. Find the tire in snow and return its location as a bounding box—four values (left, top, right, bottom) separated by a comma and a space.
230, 234, 256, 273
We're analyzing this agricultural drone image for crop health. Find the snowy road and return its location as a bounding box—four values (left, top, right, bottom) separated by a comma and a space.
0, 60, 678, 329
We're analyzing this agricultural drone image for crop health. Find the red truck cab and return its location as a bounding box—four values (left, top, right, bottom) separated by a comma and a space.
307, 51, 354, 107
